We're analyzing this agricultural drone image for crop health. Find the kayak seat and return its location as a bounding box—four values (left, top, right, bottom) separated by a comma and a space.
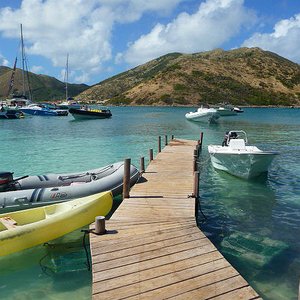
0, 216, 18, 229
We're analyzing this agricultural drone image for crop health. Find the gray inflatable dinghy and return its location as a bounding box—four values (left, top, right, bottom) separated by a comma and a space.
0, 161, 140, 212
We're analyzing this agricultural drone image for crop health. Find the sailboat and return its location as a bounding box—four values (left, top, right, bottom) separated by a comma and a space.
57, 54, 81, 110
1, 24, 31, 119
7, 24, 33, 105
10, 25, 67, 117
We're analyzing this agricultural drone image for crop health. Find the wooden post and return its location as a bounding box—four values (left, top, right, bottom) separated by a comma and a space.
158, 136, 161, 153
198, 132, 203, 150
193, 149, 198, 172
149, 149, 153, 161
140, 156, 145, 173
94, 216, 106, 235
165, 135, 168, 146
123, 158, 131, 199
193, 171, 200, 218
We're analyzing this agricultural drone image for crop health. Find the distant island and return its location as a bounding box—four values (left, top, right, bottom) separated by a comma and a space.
1, 47, 300, 106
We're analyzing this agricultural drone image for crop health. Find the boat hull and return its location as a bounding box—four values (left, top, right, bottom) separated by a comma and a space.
0, 162, 139, 212
69, 108, 112, 120
20, 108, 58, 116
0, 191, 113, 256
216, 108, 237, 116
185, 109, 219, 123
208, 149, 277, 179
0, 109, 23, 119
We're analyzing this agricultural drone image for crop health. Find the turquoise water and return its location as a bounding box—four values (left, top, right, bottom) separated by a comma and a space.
0, 106, 299, 299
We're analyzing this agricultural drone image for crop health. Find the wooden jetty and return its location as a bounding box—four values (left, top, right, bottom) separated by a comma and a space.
90, 138, 260, 299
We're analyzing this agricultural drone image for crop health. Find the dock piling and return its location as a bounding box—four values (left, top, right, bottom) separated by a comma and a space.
149, 149, 153, 161
198, 132, 203, 150
140, 156, 145, 173
158, 136, 161, 153
193, 171, 200, 218
94, 216, 106, 235
122, 158, 131, 199
193, 149, 198, 172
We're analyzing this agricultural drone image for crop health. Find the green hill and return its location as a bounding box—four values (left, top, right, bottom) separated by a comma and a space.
0, 67, 89, 101
78, 47, 300, 106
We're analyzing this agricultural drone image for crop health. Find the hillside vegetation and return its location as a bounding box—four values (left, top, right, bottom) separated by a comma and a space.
78, 47, 300, 106
0, 67, 89, 101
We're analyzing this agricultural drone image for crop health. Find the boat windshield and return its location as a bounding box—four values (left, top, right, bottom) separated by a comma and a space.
222, 130, 247, 146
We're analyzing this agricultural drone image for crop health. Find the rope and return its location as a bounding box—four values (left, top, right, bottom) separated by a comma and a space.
81, 230, 91, 271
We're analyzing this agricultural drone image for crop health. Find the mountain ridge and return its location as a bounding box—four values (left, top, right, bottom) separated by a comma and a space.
1, 47, 299, 106
0, 67, 89, 101
78, 47, 300, 106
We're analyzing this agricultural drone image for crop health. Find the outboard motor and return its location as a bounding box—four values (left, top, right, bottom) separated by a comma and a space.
0, 172, 14, 192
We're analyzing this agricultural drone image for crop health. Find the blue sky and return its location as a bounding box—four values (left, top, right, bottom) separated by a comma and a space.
0, 0, 299, 85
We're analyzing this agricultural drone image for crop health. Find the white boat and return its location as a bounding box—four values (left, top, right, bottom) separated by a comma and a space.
233, 107, 244, 113
185, 106, 219, 123
6, 95, 32, 108
57, 99, 81, 110
216, 106, 237, 116
208, 130, 278, 179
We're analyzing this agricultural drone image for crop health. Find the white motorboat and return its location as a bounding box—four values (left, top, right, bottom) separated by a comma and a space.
208, 131, 278, 179
233, 107, 244, 113
216, 106, 237, 116
185, 106, 219, 123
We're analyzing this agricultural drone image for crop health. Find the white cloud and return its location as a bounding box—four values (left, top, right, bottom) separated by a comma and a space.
0, 0, 186, 83
0, 53, 9, 66
243, 14, 300, 63
122, 0, 256, 66
31, 65, 44, 74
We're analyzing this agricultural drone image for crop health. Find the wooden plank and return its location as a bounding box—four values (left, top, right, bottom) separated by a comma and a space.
90, 138, 259, 299
93, 251, 224, 293
0, 217, 17, 229
93, 245, 219, 282
91, 226, 202, 255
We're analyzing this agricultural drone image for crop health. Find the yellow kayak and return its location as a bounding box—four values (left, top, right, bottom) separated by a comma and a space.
0, 191, 113, 256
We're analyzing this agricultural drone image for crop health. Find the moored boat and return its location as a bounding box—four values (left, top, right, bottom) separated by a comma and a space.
185, 106, 219, 123
216, 106, 237, 116
69, 107, 112, 120
0, 191, 113, 256
0, 161, 139, 212
0, 105, 24, 119
233, 106, 244, 113
208, 130, 278, 179
20, 103, 68, 116
57, 99, 81, 110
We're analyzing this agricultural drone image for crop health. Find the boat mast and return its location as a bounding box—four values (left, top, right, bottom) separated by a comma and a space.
19, 23, 33, 100
20, 24, 26, 96
65, 53, 69, 100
